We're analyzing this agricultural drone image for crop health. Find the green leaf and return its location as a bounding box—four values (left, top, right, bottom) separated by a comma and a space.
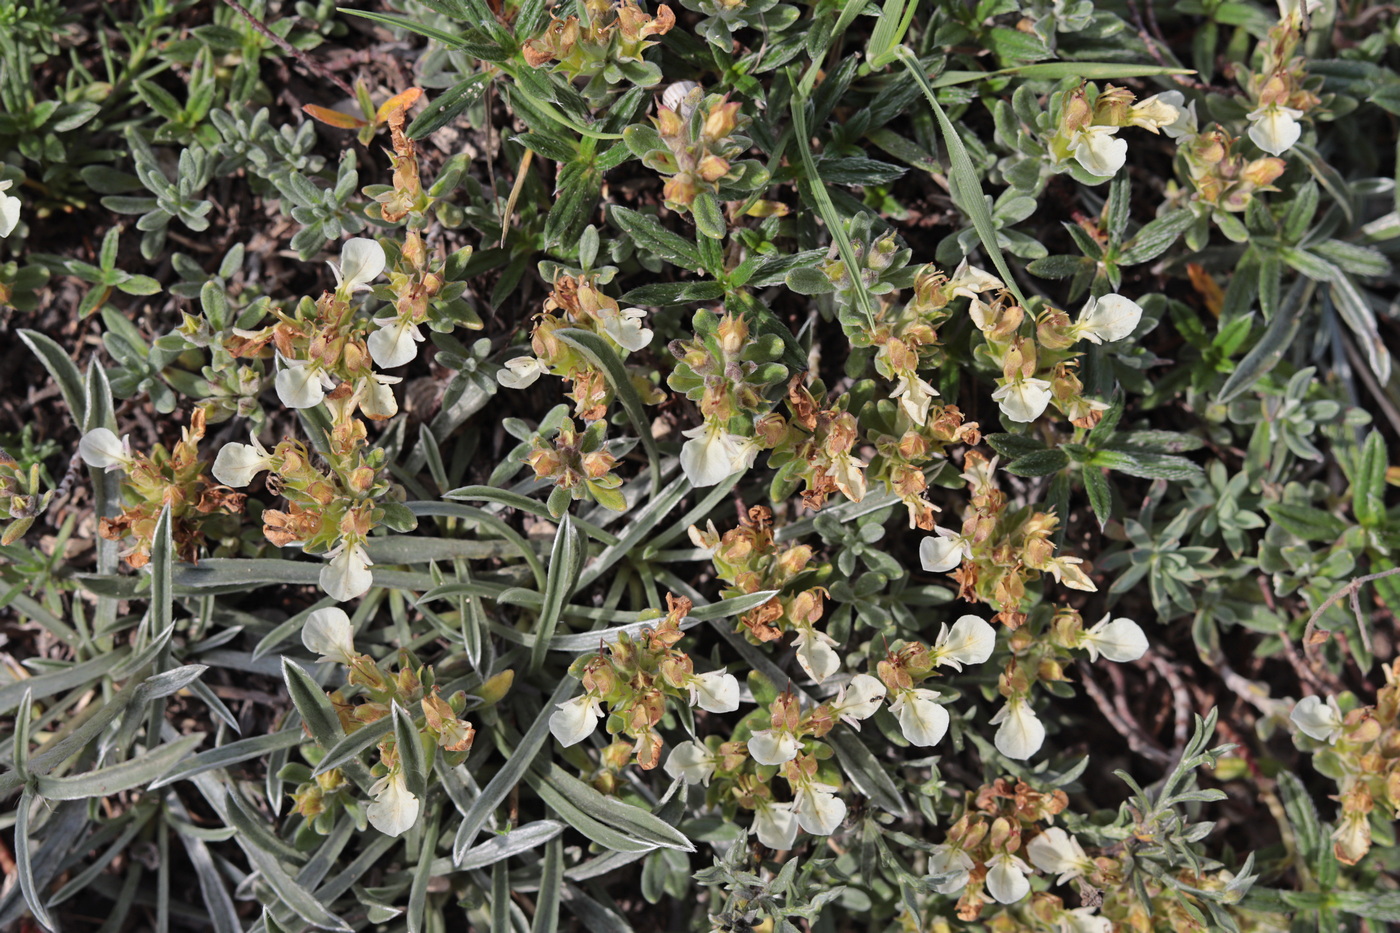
538, 764, 694, 851
611, 206, 704, 271
1264, 503, 1347, 541
453, 677, 578, 861
393, 701, 429, 800
691, 191, 726, 240
1119, 210, 1194, 265
36, 733, 204, 799
19, 329, 88, 426
1083, 465, 1111, 529
457, 821, 566, 870
1005, 448, 1070, 477
150, 729, 305, 789
407, 72, 492, 139
531, 514, 586, 673
282, 658, 342, 750
531, 838, 564, 933
1091, 449, 1203, 481
1354, 431, 1388, 528
15, 787, 55, 930
1217, 278, 1312, 404
618, 281, 725, 306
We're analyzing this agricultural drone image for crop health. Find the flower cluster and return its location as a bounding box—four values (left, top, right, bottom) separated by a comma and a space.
627, 83, 769, 222
551, 595, 741, 769
1290, 660, 1400, 865
0, 448, 53, 546
920, 451, 1098, 620
971, 288, 1145, 425
1241, 6, 1321, 156
497, 272, 660, 421
668, 311, 785, 487
1045, 83, 1185, 180
525, 417, 628, 516
77, 410, 245, 566
663, 674, 887, 847
212, 411, 407, 602
521, 0, 675, 99
1169, 118, 1287, 218
689, 506, 841, 681
288, 607, 485, 837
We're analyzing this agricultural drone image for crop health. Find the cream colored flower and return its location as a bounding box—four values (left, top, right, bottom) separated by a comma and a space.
366, 768, 420, 837
320, 541, 374, 602
1075, 294, 1143, 344
792, 625, 840, 683
1071, 125, 1127, 177
985, 852, 1032, 903
689, 670, 740, 713
991, 697, 1045, 760
891, 372, 938, 423
891, 688, 949, 747
601, 307, 653, 353
752, 800, 799, 849
932, 615, 997, 670
992, 376, 1053, 423
747, 728, 800, 766
368, 315, 424, 369
212, 435, 275, 487
302, 607, 357, 665
550, 693, 605, 746
1027, 828, 1092, 884
948, 260, 1003, 299
679, 422, 757, 487
329, 237, 385, 294
831, 674, 886, 726
1291, 694, 1344, 743
275, 357, 334, 409
663, 740, 716, 785
1247, 104, 1304, 156
498, 356, 547, 389
78, 428, 134, 472
1081, 615, 1148, 662
929, 843, 974, 894
0, 179, 21, 238
1129, 94, 1182, 133
920, 527, 969, 572
793, 782, 846, 836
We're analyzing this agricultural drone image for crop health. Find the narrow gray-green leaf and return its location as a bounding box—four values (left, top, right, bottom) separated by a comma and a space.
531, 514, 585, 673
36, 733, 204, 800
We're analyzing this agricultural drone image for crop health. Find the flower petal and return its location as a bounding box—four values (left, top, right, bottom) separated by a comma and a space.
302, 607, 357, 664
338, 238, 386, 292
892, 688, 950, 747
550, 694, 604, 746
691, 670, 740, 713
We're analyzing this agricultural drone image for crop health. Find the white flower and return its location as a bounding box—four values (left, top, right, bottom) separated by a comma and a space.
1247, 104, 1304, 156
933, 615, 997, 670
929, 843, 974, 894
1071, 125, 1127, 177
329, 237, 385, 294
366, 768, 420, 837
1075, 293, 1143, 344
1027, 828, 1091, 884
0, 179, 20, 238
662, 80, 701, 117
276, 357, 334, 409
1291, 694, 1344, 744
679, 422, 757, 488
1155, 91, 1198, 140
320, 541, 374, 602
663, 740, 716, 785
991, 697, 1046, 760
792, 626, 840, 683
302, 607, 357, 665
793, 782, 846, 836
368, 315, 424, 369
78, 428, 133, 471
1129, 94, 1182, 133
752, 800, 799, 850
948, 260, 1003, 299
601, 307, 653, 353
358, 373, 399, 420
1060, 907, 1113, 933
689, 670, 740, 713
831, 674, 886, 726
992, 376, 1053, 423
891, 688, 950, 747
1048, 555, 1097, 592
550, 693, 605, 746
1081, 615, 1149, 663
212, 435, 274, 487
920, 527, 969, 573
985, 852, 1032, 904
747, 728, 800, 766
891, 372, 938, 423
498, 356, 547, 389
